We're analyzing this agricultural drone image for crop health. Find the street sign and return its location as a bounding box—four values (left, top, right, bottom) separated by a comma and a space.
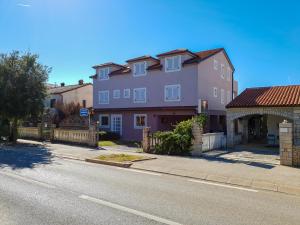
80, 108, 89, 117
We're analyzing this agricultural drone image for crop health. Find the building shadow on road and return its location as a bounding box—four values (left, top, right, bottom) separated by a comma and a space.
0, 143, 53, 170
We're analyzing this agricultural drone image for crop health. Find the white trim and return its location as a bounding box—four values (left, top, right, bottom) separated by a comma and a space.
99, 114, 110, 128
98, 67, 110, 81
123, 88, 130, 98
98, 90, 109, 104
221, 88, 225, 105
134, 114, 147, 129
220, 64, 225, 79
164, 84, 181, 102
165, 55, 181, 73
213, 59, 218, 70
227, 67, 231, 81
133, 61, 147, 77
113, 89, 120, 99
133, 87, 146, 103
213, 87, 218, 98
111, 114, 122, 135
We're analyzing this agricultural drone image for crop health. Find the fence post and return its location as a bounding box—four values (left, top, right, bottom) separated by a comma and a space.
88, 124, 98, 147
37, 123, 43, 140
143, 127, 151, 153
191, 122, 203, 156
49, 124, 56, 142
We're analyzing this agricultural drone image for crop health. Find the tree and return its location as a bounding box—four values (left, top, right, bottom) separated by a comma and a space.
0, 51, 50, 142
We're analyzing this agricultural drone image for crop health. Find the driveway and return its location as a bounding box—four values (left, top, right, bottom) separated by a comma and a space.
202, 144, 280, 165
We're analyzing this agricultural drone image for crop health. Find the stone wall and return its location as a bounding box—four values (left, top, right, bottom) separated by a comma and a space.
279, 121, 293, 166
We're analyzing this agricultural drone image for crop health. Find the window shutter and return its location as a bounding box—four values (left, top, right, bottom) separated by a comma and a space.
174, 56, 180, 69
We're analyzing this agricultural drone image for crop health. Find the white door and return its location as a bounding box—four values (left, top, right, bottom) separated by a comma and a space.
111, 114, 122, 136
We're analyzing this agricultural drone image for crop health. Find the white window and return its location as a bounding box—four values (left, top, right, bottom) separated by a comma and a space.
133, 88, 146, 103
134, 114, 147, 129
213, 87, 218, 98
123, 89, 130, 98
227, 67, 231, 81
113, 89, 120, 99
227, 90, 231, 104
164, 84, 181, 102
213, 59, 218, 70
133, 61, 147, 77
98, 67, 110, 80
98, 90, 109, 104
220, 64, 225, 79
99, 114, 109, 128
165, 55, 181, 72
221, 89, 225, 105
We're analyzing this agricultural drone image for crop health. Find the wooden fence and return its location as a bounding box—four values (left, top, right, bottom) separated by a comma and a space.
53, 129, 94, 146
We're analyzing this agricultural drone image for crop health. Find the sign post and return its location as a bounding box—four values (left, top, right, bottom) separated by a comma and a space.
80, 108, 90, 126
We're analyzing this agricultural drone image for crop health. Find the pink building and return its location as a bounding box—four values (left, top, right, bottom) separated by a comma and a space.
91, 48, 237, 141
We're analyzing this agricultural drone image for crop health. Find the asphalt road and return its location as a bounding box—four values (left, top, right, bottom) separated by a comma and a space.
1, 154, 300, 225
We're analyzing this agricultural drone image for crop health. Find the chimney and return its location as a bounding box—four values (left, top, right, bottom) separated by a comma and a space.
78, 79, 84, 85
60, 82, 65, 87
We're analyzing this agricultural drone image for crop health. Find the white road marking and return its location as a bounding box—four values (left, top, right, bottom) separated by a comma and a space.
116, 168, 161, 176
188, 179, 258, 193
79, 195, 182, 225
0, 171, 56, 189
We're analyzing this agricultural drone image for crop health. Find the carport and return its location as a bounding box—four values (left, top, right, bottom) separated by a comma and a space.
226, 86, 300, 167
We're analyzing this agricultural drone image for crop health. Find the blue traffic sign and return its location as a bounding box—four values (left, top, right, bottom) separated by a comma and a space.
80, 108, 89, 117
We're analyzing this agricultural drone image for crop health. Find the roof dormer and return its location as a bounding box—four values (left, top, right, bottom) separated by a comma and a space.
91, 62, 126, 80
126, 55, 160, 76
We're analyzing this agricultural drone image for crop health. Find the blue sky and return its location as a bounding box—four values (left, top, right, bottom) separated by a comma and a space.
0, 0, 299, 92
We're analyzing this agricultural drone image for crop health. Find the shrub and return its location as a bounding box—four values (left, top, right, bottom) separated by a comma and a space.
98, 130, 120, 140
152, 114, 207, 155
0, 118, 10, 140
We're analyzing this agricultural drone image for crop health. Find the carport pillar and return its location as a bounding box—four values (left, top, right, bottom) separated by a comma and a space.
226, 119, 234, 148
242, 118, 248, 144
279, 121, 293, 166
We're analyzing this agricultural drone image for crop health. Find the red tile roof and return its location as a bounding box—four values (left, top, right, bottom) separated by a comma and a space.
92, 62, 126, 69
126, 55, 159, 63
48, 83, 92, 94
226, 85, 300, 108
156, 49, 197, 57
109, 67, 131, 76
147, 63, 162, 71
183, 48, 224, 65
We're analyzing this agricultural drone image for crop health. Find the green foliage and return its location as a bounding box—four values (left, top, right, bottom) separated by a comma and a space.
153, 131, 192, 155
0, 51, 50, 142
98, 131, 120, 141
193, 113, 207, 127
152, 114, 207, 155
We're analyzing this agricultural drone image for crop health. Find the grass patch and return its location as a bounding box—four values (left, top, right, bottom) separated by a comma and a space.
96, 154, 148, 162
98, 140, 142, 148
98, 141, 118, 147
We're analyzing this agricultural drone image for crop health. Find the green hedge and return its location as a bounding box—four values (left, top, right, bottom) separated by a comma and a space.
98, 130, 120, 140
152, 114, 206, 155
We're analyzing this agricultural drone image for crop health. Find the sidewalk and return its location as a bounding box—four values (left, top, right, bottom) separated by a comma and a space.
18, 139, 300, 196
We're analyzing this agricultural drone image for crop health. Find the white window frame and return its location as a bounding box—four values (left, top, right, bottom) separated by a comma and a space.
113, 89, 120, 99
123, 88, 130, 98
98, 90, 109, 104
165, 55, 181, 73
221, 89, 225, 105
213, 59, 218, 70
220, 64, 225, 79
133, 61, 147, 77
99, 114, 110, 128
227, 90, 231, 104
134, 114, 147, 129
213, 87, 218, 98
98, 67, 110, 81
133, 87, 146, 103
227, 67, 231, 81
164, 84, 181, 102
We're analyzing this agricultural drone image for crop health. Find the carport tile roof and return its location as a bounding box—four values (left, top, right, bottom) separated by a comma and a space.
226, 85, 300, 108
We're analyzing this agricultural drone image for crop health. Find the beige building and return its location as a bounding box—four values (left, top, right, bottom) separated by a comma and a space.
45, 80, 93, 109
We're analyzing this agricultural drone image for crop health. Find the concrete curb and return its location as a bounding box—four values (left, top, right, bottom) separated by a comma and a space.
85, 158, 132, 168
130, 167, 300, 197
